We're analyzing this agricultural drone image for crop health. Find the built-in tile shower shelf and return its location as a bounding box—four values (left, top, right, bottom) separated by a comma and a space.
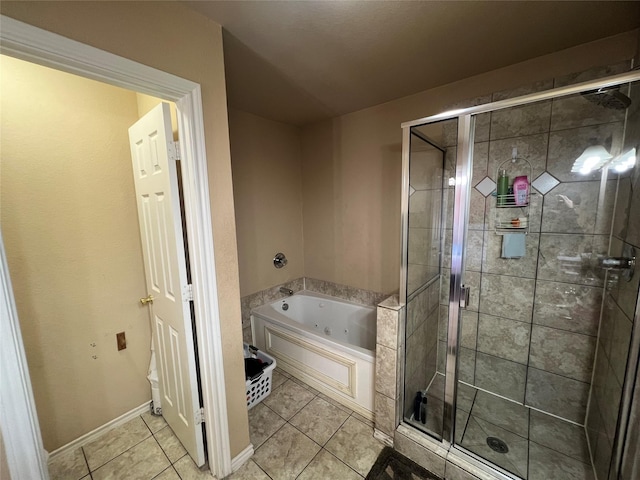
494, 155, 532, 235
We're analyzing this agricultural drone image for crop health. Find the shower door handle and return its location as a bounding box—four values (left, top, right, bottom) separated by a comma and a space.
459, 285, 471, 309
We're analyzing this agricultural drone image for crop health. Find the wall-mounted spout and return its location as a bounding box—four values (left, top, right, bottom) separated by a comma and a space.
279, 287, 294, 296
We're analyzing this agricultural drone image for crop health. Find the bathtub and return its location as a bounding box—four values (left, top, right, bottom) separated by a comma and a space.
251, 291, 377, 418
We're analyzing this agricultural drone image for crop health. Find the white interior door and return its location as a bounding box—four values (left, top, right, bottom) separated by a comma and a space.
128, 103, 205, 466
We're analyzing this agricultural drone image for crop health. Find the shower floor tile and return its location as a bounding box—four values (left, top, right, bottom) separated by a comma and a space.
461, 415, 529, 479
529, 409, 591, 463
528, 442, 595, 480
457, 384, 594, 480
410, 379, 597, 480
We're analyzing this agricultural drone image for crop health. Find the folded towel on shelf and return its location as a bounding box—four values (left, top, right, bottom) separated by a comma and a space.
501, 233, 526, 258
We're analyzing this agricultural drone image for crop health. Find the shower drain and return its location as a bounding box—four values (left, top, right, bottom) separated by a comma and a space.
486, 436, 509, 454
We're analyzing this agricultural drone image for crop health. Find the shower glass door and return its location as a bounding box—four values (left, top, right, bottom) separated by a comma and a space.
402, 72, 640, 480
402, 119, 456, 440
451, 80, 640, 480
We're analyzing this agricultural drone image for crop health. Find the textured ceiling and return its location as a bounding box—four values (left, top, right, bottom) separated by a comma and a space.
185, 1, 640, 126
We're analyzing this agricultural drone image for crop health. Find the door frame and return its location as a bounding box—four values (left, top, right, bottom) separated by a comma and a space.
0, 15, 232, 478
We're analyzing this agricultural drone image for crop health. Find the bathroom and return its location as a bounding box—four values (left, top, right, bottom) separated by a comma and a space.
229, 35, 640, 480
1, 3, 640, 480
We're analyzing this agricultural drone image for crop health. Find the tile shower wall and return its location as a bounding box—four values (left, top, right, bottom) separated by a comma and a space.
436, 62, 632, 426
586, 78, 640, 480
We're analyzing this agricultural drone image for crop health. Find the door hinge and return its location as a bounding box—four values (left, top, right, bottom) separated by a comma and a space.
183, 284, 194, 302
195, 407, 205, 425
168, 141, 181, 161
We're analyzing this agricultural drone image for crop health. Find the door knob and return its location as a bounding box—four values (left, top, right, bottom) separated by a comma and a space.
140, 295, 154, 305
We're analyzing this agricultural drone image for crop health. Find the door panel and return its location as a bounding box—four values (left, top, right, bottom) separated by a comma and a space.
128, 103, 205, 466
402, 125, 450, 441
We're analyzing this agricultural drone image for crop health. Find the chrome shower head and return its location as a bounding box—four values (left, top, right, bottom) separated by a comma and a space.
581, 86, 632, 110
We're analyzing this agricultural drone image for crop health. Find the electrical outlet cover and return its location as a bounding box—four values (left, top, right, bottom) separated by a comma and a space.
116, 332, 126, 351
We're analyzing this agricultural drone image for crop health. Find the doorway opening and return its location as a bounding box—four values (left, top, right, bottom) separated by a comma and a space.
0, 15, 232, 479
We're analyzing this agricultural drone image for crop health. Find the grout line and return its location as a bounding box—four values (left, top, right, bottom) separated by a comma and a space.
80, 446, 91, 477
170, 456, 187, 480
528, 438, 593, 467
292, 443, 323, 479
322, 448, 365, 479
252, 375, 379, 479
150, 466, 176, 480
152, 426, 174, 469
252, 458, 274, 480
459, 387, 477, 444
86, 433, 154, 474
475, 348, 591, 386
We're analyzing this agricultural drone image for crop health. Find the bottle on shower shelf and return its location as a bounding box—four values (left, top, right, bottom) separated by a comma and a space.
513, 175, 529, 206
497, 169, 509, 206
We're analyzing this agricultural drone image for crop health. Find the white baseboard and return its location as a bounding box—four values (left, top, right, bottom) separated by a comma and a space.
374, 428, 394, 447
230, 443, 254, 473
48, 402, 151, 461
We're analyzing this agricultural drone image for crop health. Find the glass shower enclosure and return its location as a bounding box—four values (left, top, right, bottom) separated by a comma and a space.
401, 68, 640, 480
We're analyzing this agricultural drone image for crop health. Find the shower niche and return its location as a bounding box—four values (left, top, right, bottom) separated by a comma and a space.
400, 68, 640, 480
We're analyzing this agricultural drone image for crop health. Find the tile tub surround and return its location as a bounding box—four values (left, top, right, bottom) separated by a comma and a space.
375, 296, 404, 442
47, 412, 203, 480
304, 277, 389, 306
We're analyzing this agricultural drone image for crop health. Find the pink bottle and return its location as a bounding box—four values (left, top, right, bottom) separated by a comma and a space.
513, 176, 529, 206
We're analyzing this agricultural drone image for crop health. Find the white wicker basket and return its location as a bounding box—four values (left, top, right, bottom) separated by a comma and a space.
244, 343, 276, 409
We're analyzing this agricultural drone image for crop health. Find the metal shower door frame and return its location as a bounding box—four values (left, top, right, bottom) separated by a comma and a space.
399, 68, 640, 480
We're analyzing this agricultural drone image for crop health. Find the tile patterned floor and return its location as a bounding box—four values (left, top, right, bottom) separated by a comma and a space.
48, 368, 384, 480
48, 411, 213, 480
232, 368, 384, 479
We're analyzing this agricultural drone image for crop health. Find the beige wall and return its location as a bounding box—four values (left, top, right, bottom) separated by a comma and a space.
229, 109, 304, 296
301, 29, 640, 294
0, 1, 249, 456
0, 55, 150, 450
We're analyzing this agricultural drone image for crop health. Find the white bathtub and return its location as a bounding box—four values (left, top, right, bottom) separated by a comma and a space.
251, 291, 377, 418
